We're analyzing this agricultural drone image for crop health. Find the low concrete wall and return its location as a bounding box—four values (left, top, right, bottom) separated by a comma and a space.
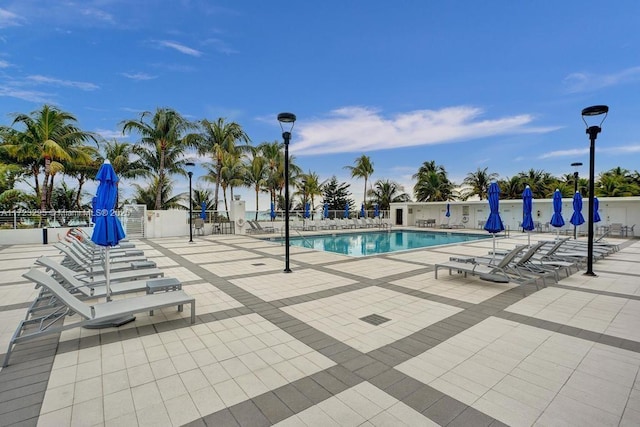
0, 226, 94, 245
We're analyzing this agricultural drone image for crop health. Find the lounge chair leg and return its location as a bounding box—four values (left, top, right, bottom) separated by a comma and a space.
190, 301, 195, 324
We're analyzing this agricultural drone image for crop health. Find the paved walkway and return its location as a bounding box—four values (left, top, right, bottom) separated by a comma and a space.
0, 231, 639, 426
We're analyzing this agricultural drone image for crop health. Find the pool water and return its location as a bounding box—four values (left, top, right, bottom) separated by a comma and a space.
273, 230, 491, 257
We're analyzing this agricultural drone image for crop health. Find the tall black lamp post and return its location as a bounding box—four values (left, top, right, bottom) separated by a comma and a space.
278, 112, 296, 273
571, 162, 583, 239
581, 105, 608, 276
186, 161, 195, 243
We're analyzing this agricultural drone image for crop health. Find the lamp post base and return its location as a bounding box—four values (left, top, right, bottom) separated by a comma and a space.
284, 268, 292, 273
583, 271, 597, 277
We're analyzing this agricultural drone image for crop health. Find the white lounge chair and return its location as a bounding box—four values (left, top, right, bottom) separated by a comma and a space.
3, 268, 195, 367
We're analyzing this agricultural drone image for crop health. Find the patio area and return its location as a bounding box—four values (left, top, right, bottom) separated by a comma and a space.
0, 231, 638, 426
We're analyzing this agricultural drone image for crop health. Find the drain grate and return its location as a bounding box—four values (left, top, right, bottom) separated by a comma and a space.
360, 314, 391, 326
251, 263, 266, 266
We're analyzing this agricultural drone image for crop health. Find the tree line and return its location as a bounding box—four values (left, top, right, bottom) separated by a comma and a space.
1, 105, 638, 216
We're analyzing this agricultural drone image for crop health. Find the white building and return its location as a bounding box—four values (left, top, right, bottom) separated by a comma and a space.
390, 196, 640, 236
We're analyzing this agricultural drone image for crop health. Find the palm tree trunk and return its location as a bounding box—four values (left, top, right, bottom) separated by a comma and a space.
214, 164, 222, 213
255, 187, 259, 221
40, 157, 50, 211
363, 178, 368, 206
74, 176, 85, 209
156, 146, 165, 210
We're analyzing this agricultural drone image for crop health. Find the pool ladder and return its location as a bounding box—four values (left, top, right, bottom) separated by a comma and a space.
280, 228, 314, 249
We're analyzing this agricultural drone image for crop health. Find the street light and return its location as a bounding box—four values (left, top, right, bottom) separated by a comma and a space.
571, 162, 583, 239
186, 161, 195, 243
278, 112, 296, 273
581, 105, 608, 276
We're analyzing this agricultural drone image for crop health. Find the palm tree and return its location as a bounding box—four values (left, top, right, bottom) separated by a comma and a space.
414, 171, 454, 202
412, 161, 454, 202
62, 145, 101, 209
517, 169, 554, 198
132, 176, 184, 210
0, 105, 97, 210
344, 155, 374, 206
243, 153, 268, 220
258, 141, 283, 208
497, 176, 523, 199
368, 179, 410, 210
296, 171, 325, 218
196, 118, 250, 212
121, 108, 197, 210
462, 167, 499, 200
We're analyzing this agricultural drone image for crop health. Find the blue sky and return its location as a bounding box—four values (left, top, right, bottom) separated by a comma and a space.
1, 1, 639, 211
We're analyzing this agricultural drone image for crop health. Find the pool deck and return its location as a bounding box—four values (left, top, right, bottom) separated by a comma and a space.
0, 229, 639, 426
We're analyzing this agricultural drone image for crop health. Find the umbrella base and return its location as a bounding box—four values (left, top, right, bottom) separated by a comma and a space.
83, 315, 136, 329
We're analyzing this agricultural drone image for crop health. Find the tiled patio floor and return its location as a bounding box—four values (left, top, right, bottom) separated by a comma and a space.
0, 230, 638, 426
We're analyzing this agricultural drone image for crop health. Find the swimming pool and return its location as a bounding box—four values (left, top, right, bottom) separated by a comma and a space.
272, 230, 491, 257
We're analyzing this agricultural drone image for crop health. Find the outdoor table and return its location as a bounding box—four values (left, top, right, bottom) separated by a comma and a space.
146, 277, 182, 315
131, 260, 157, 269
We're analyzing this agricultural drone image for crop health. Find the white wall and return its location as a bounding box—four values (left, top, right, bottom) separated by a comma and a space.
392, 196, 640, 234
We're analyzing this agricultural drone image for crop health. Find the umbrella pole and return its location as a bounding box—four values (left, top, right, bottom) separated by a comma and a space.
105, 246, 111, 302
527, 231, 531, 247
492, 234, 496, 262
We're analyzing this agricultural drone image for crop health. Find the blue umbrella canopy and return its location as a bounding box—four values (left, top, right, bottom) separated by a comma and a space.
373, 204, 380, 218
484, 183, 504, 234
445, 203, 451, 218
360, 203, 365, 218
593, 197, 601, 223
323, 203, 329, 219
91, 160, 126, 302
521, 186, 535, 231
91, 160, 125, 247
570, 192, 585, 227
344, 202, 350, 218
304, 202, 310, 219
270, 202, 276, 220
200, 201, 206, 220
550, 189, 565, 228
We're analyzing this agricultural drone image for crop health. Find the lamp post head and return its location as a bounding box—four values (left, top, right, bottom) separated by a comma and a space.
581, 105, 609, 130
186, 162, 195, 178
278, 112, 296, 141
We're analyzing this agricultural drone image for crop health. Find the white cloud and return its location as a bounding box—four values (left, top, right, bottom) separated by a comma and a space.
0, 8, 23, 28
0, 59, 10, 68
0, 85, 54, 103
95, 128, 127, 140
159, 40, 202, 57
202, 38, 238, 54
539, 144, 640, 159
80, 8, 115, 24
292, 106, 557, 156
121, 72, 157, 81
563, 66, 640, 93
26, 75, 99, 91
538, 148, 589, 159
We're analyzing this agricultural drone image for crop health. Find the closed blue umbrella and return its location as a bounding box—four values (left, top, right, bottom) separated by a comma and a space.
550, 189, 565, 239
593, 197, 601, 223
373, 204, 380, 218
304, 202, 310, 219
570, 192, 585, 230
270, 202, 276, 220
484, 182, 504, 258
200, 201, 206, 220
522, 186, 535, 246
445, 203, 451, 217
91, 160, 126, 302
323, 203, 329, 219
344, 202, 350, 219
360, 203, 365, 218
